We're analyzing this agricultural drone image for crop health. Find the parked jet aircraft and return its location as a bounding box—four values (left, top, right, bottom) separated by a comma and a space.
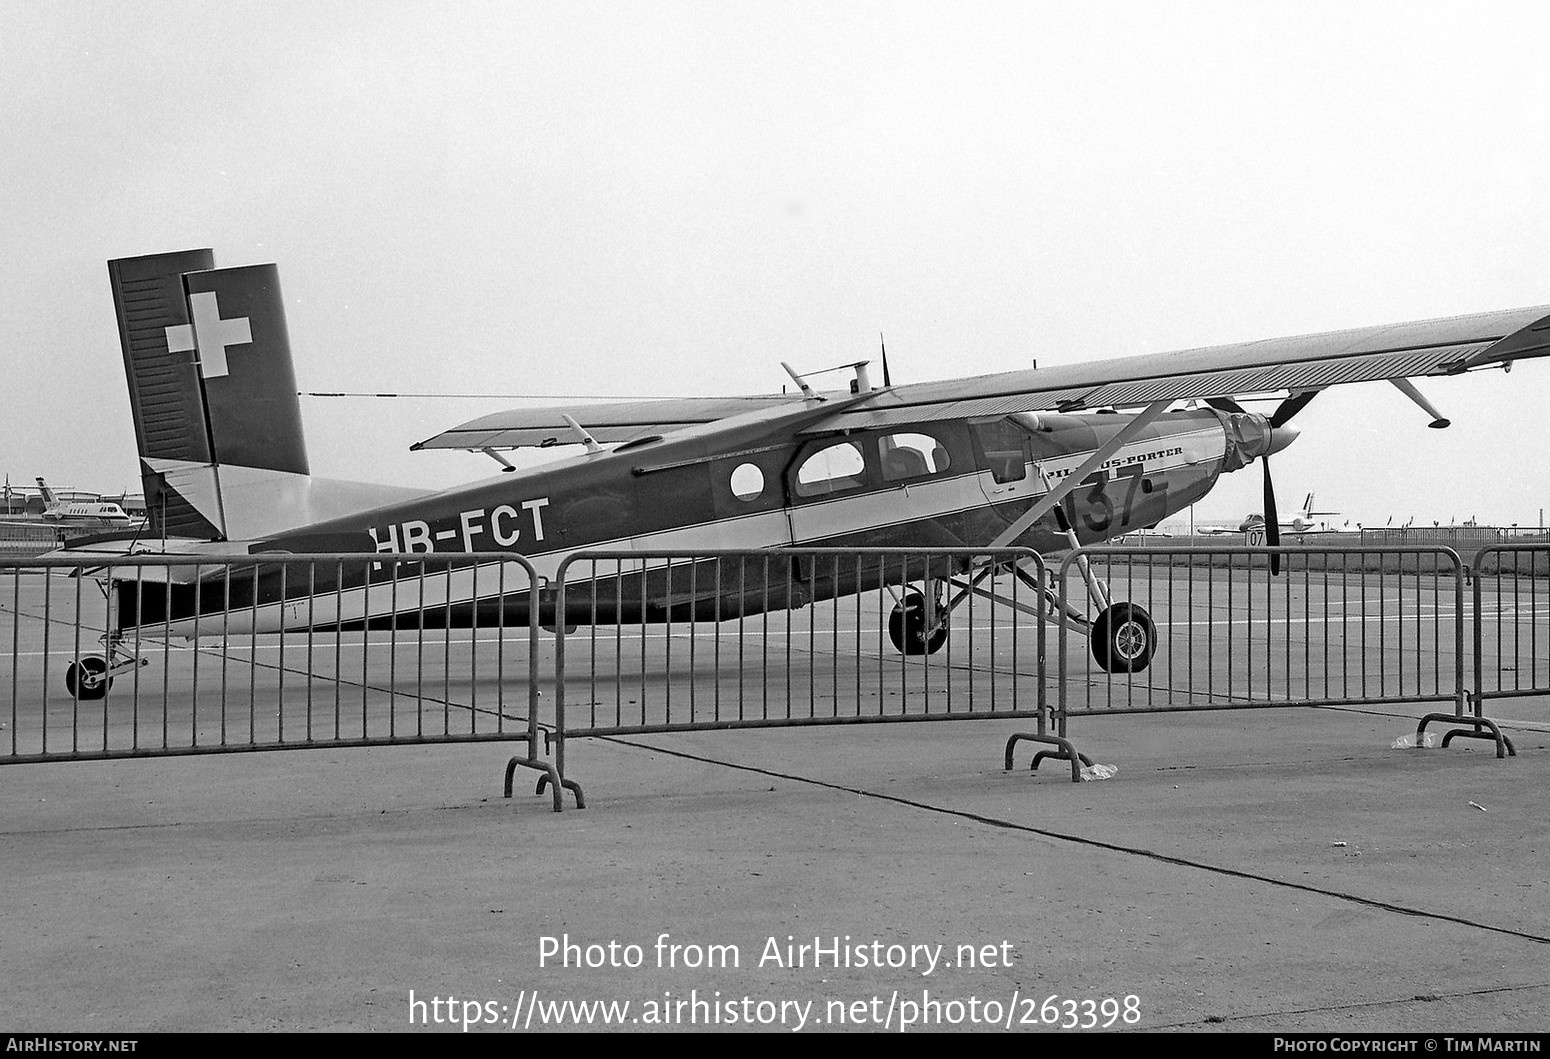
1205, 493, 1342, 536
34, 477, 141, 528
49, 248, 1550, 698
0, 477, 141, 531
1261, 492, 1339, 534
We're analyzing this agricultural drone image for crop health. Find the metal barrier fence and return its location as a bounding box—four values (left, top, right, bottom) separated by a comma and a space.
548, 548, 1083, 782
1361, 526, 1549, 547
1052, 545, 1520, 757
7, 543, 1539, 809
0, 522, 65, 558
0, 552, 568, 806
1472, 544, 1550, 710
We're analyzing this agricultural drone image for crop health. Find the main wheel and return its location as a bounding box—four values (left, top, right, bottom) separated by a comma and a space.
1090, 603, 1157, 673
888, 591, 949, 655
65, 655, 112, 700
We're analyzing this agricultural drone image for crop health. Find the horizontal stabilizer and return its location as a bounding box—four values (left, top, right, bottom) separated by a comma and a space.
144, 459, 428, 541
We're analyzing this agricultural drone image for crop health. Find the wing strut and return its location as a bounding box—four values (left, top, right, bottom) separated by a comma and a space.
561, 414, 605, 455
1388, 378, 1450, 429
780, 362, 826, 402
480, 447, 518, 472
988, 399, 1172, 550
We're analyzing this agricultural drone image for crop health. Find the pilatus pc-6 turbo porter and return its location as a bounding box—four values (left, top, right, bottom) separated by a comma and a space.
53, 248, 1550, 698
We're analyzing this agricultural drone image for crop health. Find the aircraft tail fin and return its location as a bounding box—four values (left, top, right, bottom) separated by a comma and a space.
108, 250, 427, 544
1302, 491, 1339, 516
34, 477, 56, 505
109, 250, 309, 540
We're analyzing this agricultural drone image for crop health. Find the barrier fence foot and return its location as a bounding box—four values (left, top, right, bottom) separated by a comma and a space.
1416, 714, 1516, 759
503, 755, 576, 811
533, 767, 587, 811
1004, 732, 1092, 783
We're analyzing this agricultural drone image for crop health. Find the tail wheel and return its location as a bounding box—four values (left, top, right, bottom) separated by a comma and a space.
65, 656, 112, 700
1091, 603, 1157, 673
888, 591, 949, 655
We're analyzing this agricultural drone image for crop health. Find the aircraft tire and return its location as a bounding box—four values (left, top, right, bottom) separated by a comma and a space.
888, 592, 949, 655
1091, 603, 1157, 673
65, 656, 112, 700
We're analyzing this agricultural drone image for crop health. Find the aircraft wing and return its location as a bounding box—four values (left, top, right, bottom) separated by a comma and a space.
410, 304, 1550, 450
802, 304, 1550, 431
411, 395, 805, 451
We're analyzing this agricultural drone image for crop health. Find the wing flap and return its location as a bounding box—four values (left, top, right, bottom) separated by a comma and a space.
1075, 342, 1489, 409
801, 306, 1550, 432
411, 395, 803, 451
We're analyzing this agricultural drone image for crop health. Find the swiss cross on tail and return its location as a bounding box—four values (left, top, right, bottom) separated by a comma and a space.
164, 291, 252, 378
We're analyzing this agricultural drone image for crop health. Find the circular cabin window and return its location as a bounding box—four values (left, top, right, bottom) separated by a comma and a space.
730, 463, 765, 501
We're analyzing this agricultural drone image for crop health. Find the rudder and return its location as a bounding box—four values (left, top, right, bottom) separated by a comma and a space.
109, 250, 311, 540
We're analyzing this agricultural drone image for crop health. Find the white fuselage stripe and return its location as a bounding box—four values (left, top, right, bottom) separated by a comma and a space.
156, 426, 1227, 637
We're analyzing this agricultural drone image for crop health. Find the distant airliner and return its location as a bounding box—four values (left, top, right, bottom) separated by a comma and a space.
1192, 493, 1340, 536
1237, 493, 1341, 535
32, 477, 140, 528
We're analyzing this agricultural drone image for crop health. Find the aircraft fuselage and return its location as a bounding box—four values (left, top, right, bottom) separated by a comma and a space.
119, 404, 1254, 635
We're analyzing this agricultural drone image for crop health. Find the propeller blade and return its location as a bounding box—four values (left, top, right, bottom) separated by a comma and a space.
1271, 390, 1318, 428
1205, 397, 1246, 414
1263, 455, 1281, 575
880, 333, 892, 387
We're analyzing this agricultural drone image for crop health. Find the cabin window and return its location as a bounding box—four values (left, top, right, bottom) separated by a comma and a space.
879, 432, 950, 482
794, 440, 868, 497
971, 418, 1028, 484
729, 463, 765, 501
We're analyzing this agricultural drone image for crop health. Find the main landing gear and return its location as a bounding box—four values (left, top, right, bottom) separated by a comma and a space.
64, 655, 111, 699
884, 560, 1158, 674
1089, 601, 1157, 673
887, 590, 950, 655
62, 633, 148, 700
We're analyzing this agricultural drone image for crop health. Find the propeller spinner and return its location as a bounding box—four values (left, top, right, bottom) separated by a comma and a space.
1207, 392, 1315, 574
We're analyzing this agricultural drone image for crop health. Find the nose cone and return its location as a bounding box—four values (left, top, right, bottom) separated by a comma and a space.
1266, 424, 1300, 457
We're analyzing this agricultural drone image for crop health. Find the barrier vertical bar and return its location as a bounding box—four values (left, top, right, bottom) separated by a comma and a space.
852, 553, 862, 717
467, 561, 478, 735
306, 562, 317, 737
1378, 551, 1387, 699
388, 559, 398, 737
495, 561, 506, 734
554, 555, 569, 784
8, 565, 17, 756
131, 567, 143, 749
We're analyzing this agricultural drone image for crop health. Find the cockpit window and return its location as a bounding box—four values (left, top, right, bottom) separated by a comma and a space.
794, 440, 868, 497
970, 418, 1027, 484
880, 432, 950, 481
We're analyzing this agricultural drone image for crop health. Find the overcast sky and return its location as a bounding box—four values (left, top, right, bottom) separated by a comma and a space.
3, 0, 1547, 527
